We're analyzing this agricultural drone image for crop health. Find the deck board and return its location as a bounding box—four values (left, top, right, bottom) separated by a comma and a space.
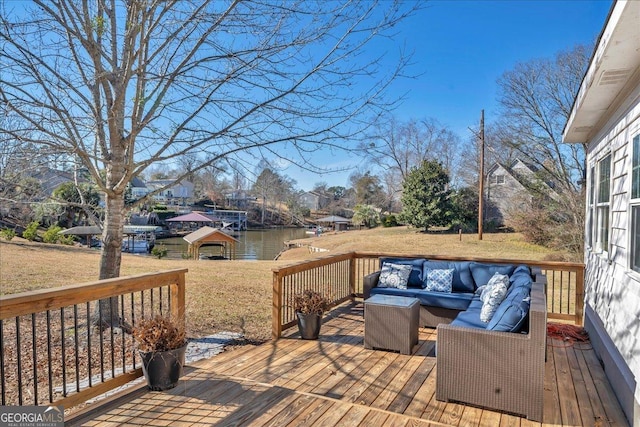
67, 302, 627, 427
553, 344, 583, 425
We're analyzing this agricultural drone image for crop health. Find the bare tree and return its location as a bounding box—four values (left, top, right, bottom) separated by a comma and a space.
252, 164, 295, 224
493, 44, 591, 252
362, 116, 460, 205
1, 1, 416, 326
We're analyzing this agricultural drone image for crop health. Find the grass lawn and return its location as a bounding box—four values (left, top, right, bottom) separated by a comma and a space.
0, 227, 564, 341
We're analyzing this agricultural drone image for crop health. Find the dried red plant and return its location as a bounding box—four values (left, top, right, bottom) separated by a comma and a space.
132, 315, 187, 353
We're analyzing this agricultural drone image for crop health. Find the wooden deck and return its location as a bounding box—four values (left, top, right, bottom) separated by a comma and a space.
67, 303, 627, 426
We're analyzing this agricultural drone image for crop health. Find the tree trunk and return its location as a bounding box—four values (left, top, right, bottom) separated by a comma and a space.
92, 192, 127, 331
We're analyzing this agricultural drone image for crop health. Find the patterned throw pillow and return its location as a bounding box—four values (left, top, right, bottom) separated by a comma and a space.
423, 268, 454, 292
378, 263, 412, 289
480, 276, 509, 323
480, 273, 510, 303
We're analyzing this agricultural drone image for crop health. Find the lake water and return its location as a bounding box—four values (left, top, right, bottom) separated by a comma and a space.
159, 228, 309, 260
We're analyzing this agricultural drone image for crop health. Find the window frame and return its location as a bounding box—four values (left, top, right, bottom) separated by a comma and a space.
630, 135, 640, 272
586, 166, 595, 248
594, 153, 611, 255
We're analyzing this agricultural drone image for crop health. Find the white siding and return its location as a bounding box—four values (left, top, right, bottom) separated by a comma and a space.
585, 90, 640, 413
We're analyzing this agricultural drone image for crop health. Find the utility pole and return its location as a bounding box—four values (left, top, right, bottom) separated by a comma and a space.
478, 110, 485, 240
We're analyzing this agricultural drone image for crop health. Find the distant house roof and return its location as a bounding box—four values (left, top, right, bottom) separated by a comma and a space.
59, 225, 161, 235
130, 177, 147, 188
487, 159, 557, 194
316, 215, 350, 224
59, 225, 102, 235
182, 226, 239, 260
31, 167, 89, 196
166, 212, 218, 222
183, 226, 239, 245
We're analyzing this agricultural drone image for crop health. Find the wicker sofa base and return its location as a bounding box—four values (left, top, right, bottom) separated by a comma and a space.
420, 305, 460, 328
435, 277, 547, 422
362, 261, 547, 421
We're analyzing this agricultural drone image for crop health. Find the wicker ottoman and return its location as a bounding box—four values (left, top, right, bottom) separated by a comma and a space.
364, 295, 420, 355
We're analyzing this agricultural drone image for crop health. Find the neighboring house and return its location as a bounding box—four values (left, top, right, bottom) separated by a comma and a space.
485, 159, 559, 225
299, 191, 330, 211
225, 190, 256, 209
129, 211, 160, 226
563, 2, 640, 425
129, 177, 150, 199
146, 179, 194, 205
31, 167, 88, 197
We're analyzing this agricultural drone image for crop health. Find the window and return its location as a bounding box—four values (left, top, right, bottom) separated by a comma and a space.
489, 174, 505, 185
595, 154, 611, 254
632, 135, 640, 199
587, 166, 595, 247
631, 135, 640, 272
631, 206, 640, 272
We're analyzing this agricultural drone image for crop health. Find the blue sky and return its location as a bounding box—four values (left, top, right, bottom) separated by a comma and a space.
289, 0, 612, 191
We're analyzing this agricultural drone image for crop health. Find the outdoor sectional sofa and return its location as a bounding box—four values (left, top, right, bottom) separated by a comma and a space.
363, 257, 547, 421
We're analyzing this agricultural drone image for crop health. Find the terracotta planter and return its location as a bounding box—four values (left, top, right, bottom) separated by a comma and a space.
296, 312, 322, 339
139, 343, 187, 391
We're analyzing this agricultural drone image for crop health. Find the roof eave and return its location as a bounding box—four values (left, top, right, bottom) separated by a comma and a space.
563, 0, 640, 144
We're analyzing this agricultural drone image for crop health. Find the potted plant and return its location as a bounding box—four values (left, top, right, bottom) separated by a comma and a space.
293, 290, 330, 340
132, 314, 188, 391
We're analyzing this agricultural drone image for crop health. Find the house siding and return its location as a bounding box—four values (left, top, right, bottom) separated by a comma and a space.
585, 89, 640, 425
485, 163, 529, 224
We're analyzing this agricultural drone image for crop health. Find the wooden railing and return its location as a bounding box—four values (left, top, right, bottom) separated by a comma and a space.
272, 252, 584, 338
0, 269, 187, 409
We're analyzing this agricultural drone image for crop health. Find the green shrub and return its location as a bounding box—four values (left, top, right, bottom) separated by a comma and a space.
22, 221, 39, 241
0, 228, 16, 241
59, 234, 75, 245
382, 215, 398, 227
151, 244, 168, 259
43, 225, 63, 243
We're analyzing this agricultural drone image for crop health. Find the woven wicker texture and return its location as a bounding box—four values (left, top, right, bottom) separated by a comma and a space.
435, 271, 547, 421
364, 295, 419, 355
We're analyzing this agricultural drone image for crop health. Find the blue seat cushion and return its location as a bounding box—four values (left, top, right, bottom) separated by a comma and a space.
487, 286, 531, 332
370, 287, 474, 311
450, 304, 486, 329
422, 260, 474, 293
413, 290, 474, 310
470, 262, 516, 287
380, 257, 425, 288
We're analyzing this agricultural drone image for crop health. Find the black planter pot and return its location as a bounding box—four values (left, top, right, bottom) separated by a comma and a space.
296, 312, 322, 340
140, 344, 187, 391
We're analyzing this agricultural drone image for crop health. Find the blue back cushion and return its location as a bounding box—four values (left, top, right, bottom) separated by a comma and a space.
487, 286, 531, 332
469, 262, 516, 287
422, 260, 474, 292
509, 266, 533, 292
379, 257, 425, 288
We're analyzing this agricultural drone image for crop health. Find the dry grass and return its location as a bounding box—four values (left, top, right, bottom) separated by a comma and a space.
278, 227, 557, 262
1, 227, 561, 341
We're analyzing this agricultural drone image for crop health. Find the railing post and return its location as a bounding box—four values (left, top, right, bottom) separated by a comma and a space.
349, 254, 357, 300
575, 266, 585, 326
272, 270, 283, 340
170, 270, 186, 330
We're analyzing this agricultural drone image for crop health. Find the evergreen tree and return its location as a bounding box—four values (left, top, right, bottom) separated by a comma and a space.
399, 161, 453, 231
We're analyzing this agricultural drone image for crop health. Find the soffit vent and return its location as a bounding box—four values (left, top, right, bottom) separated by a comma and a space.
598, 68, 631, 86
